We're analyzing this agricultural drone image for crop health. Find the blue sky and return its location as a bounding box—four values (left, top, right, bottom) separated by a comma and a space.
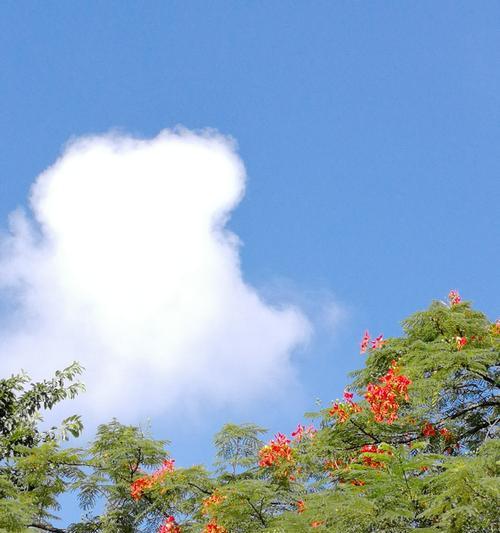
0, 1, 499, 524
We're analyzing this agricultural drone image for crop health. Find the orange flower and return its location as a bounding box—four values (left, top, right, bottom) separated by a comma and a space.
203, 519, 227, 533
364, 361, 411, 424
311, 520, 325, 528
258, 433, 293, 468
422, 422, 436, 437
202, 492, 225, 515
439, 427, 453, 441
359, 444, 391, 469
296, 500, 305, 513
130, 458, 175, 501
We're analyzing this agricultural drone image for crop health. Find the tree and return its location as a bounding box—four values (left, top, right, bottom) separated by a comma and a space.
1, 292, 498, 532
0, 362, 85, 532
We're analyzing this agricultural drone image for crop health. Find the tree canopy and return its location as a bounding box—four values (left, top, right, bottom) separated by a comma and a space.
0, 291, 498, 532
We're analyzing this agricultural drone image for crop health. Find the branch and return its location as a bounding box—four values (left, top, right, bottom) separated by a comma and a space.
187, 481, 212, 495
349, 419, 380, 443
28, 524, 66, 533
444, 398, 499, 420
245, 497, 267, 527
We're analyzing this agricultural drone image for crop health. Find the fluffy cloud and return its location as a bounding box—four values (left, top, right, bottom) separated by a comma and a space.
0, 129, 311, 421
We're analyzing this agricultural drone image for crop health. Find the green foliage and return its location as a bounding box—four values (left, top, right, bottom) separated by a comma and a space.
1, 295, 498, 532
0, 362, 85, 532
213, 423, 266, 476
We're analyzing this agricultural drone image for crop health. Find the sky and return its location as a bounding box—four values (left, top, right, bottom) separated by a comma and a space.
0, 0, 499, 524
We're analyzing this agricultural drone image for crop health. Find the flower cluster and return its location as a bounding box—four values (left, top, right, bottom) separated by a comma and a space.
448, 289, 461, 306
329, 391, 362, 423
422, 423, 453, 442
359, 444, 392, 469
202, 492, 225, 516
296, 500, 305, 513
360, 330, 370, 353
158, 516, 181, 533
360, 331, 386, 353
291, 424, 317, 442
422, 422, 436, 437
258, 433, 293, 468
130, 459, 175, 501
455, 336, 467, 350
203, 519, 227, 533
364, 361, 411, 424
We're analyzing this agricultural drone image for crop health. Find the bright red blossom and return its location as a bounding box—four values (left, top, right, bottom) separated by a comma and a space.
371, 335, 386, 350
439, 427, 453, 441
359, 444, 392, 469
130, 458, 175, 501
364, 361, 411, 424
360, 330, 370, 353
422, 422, 436, 437
455, 336, 467, 350
291, 424, 317, 441
296, 500, 305, 513
158, 516, 181, 533
448, 290, 461, 306
258, 433, 293, 468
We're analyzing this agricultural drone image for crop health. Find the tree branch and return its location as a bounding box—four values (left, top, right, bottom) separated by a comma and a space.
28, 524, 66, 533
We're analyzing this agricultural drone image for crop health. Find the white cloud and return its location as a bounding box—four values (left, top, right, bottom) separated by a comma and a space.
0, 129, 311, 421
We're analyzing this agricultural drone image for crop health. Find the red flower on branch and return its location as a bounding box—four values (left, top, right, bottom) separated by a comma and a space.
202, 492, 225, 515
371, 335, 386, 350
203, 519, 228, 533
364, 361, 411, 424
455, 336, 467, 350
158, 516, 181, 533
329, 392, 363, 423
130, 458, 175, 501
360, 330, 370, 353
359, 444, 392, 469
291, 424, 317, 442
422, 422, 436, 437
258, 433, 293, 468
448, 290, 461, 306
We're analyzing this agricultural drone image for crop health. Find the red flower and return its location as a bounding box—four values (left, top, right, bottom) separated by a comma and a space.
202, 492, 225, 515
296, 500, 305, 513
311, 520, 325, 528
130, 458, 175, 501
158, 516, 181, 533
259, 433, 293, 468
203, 519, 227, 533
364, 361, 411, 424
343, 390, 354, 402
455, 336, 467, 350
448, 290, 461, 306
439, 427, 453, 441
360, 330, 370, 354
130, 476, 152, 501
359, 444, 391, 468
371, 335, 385, 350
422, 422, 436, 437
291, 424, 317, 441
